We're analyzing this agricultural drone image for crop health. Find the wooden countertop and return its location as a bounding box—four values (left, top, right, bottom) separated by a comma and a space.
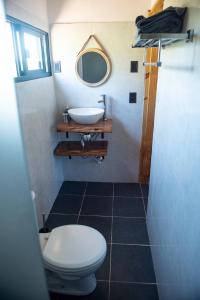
57, 119, 112, 133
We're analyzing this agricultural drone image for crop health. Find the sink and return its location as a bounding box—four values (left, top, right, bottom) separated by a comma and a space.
68, 108, 104, 125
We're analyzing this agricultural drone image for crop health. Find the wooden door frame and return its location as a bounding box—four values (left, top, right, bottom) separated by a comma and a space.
139, 0, 164, 183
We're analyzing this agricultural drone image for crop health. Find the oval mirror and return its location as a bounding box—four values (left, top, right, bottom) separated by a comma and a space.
75, 48, 111, 87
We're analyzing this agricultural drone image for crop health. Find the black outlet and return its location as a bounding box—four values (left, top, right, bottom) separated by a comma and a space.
130, 61, 138, 73
129, 92, 137, 103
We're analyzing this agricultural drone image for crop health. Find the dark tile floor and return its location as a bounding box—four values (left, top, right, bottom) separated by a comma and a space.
48, 182, 158, 300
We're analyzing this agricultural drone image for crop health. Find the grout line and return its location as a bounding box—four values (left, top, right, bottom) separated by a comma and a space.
58, 193, 84, 197
96, 279, 157, 284
85, 194, 144, 199
112, 242, 151, 247
80, 214, 146, 219
108, 183, 114, 300
108, 242, 174, 247
109, 280, 157, 285
58, 193, 144, 199
139, 184, 158, 286
77, 183, 88, 224
48, 213, 79, 216
140, 183, 147, 218
48, 213, 146, 219
96, 279, 110, 282
113, 215, 145, 219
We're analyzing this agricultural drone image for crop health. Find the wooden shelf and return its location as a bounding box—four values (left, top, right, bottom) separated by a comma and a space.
57, 119, 112, 133
54, 141, 108, 157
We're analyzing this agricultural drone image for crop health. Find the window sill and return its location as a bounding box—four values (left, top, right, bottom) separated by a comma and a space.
14, 72, 52, 83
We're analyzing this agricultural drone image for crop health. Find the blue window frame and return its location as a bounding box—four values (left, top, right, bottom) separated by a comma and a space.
7, 16, 52, 82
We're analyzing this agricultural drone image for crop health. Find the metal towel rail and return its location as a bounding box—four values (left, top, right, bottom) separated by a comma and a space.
133, 30, 194, 67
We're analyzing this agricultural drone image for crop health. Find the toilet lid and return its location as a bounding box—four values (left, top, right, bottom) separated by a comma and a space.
43, 225, 107, 269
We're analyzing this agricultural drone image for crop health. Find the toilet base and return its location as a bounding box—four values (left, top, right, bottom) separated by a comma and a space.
46, 270, 97, 296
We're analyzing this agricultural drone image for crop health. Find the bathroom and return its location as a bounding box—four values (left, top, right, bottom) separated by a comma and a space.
1, 0, 200, 299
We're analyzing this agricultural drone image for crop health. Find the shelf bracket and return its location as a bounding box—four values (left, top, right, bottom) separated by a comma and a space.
143, 39, 162, 67
186, 29, 194, 43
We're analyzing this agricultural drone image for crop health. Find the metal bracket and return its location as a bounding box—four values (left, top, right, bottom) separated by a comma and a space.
186, 29, 194, 43
138, 29, 194, 68
143, 39, 162, 67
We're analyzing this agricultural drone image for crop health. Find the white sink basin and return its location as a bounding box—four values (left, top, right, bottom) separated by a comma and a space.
68, 108, 104, 125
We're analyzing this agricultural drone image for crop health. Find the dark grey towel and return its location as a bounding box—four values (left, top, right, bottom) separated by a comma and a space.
136, 6, 187, 34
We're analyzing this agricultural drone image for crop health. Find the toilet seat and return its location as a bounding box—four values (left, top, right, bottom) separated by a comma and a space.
43, 225, 107, 270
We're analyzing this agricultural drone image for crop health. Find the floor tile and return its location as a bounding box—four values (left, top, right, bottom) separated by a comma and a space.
113, 197, 145, 217
86, 182, 113, 196
51, 195, 82, 214
50, 292, 60, 300
81, 196, 112, 216
59, 181, 86, 195
96, 244, 110, 280
111, 245, 156, 283
45, 214, 78, 230
58, 281, 109, 300
144, 198, 148, 214
78, 216, 112, 243
110, 282, 159, 300
141, 184, 149, 198
114, 183, 141, 197
112, 217, 149, 245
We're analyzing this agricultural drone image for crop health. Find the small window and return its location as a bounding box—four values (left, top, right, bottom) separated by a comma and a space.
7, 16, 52, 82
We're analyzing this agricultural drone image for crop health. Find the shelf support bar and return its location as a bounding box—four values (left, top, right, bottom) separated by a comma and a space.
143, 39, 162, 67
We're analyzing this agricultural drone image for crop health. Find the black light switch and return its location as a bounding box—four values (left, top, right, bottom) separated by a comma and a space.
129, 92, 137, 103
130, 61, 138, 73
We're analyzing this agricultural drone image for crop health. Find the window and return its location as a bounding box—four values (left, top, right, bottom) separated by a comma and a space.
7, 16, 52, 82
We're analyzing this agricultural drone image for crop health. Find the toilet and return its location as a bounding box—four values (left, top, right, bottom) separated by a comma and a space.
39, 224, 107, 296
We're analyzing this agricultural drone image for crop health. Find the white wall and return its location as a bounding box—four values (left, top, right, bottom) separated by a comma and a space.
165, 0, 200, 8
47, 0, 150, 24
151, 0, 200, 8
51, 22, 145, 182
147, 2, 200, 299
48, 0, 149, 182
5, 0, 63, 227
5, 0, 48, 30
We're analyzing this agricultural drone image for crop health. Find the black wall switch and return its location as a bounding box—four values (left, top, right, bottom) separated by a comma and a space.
129, 92, 137, 103
130, 61, 138, 73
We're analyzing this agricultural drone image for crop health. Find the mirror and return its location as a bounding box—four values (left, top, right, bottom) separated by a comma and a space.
75, 49, 111, 87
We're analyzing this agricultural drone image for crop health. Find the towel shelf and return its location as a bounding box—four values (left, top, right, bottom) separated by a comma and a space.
132, 30, 194, 48
132, 30, 194, 67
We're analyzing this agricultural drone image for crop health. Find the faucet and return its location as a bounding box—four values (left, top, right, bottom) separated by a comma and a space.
63, 105, 71, 123
98, 95, 107, 121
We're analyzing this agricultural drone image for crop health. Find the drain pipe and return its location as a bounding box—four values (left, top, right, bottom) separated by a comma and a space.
95, 156, 105, 163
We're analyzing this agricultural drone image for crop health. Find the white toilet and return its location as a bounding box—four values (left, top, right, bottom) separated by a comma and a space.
39, 224, 107, 296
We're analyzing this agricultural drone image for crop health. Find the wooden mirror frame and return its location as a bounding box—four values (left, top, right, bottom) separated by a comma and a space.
75, 48, 111, 87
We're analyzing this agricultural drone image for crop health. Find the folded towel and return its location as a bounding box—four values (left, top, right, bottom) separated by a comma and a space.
136, 6, 187, 34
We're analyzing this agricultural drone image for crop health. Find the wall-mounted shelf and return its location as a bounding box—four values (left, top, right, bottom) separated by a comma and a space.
132, 30, 194, 48
54, 141, 108, 157
132, 30, 194, 67
57, 119, 112, 134
55, 119, 112, 159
